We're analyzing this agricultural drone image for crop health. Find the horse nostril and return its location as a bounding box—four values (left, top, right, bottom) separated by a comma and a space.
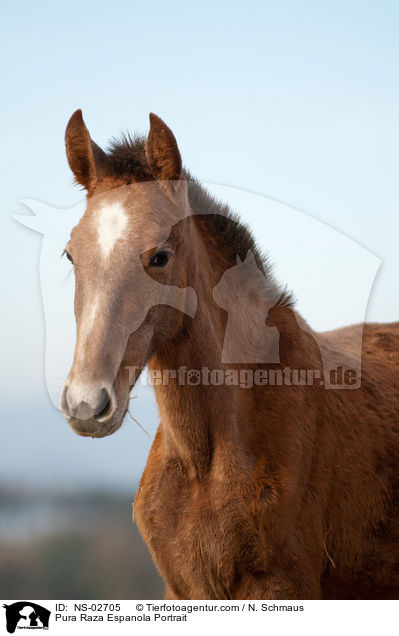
60, 384, 116, 422
60, 384, 70, 415
94, 388, 113, 420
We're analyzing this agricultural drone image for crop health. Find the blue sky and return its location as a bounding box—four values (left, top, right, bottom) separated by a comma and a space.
1, 0, 398, 487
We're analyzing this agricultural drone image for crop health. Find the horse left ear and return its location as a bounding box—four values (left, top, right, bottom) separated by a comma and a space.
146, 114, 182, 186
65, 110, 108, 193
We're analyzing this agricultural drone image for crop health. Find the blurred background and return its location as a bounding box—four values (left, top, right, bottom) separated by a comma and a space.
1, 0, 398, 598
0, 486, 163, 598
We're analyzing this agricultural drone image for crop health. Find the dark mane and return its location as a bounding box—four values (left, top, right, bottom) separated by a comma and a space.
106, 134, 293, 308
106, 133, 151, 182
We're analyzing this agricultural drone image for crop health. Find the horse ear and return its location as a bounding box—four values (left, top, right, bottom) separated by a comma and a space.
146, 113, 182, 186
65, 110, 107, 192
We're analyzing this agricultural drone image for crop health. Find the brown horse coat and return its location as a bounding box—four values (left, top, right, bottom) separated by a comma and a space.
135, 311, 399, 600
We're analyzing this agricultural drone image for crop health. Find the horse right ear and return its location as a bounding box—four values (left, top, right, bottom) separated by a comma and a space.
146, 113, 182, 187
65, 110, 107, 192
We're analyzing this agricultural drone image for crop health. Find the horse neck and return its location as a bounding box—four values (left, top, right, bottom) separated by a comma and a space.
149, 220, 243, 479
149, 220, 317, 480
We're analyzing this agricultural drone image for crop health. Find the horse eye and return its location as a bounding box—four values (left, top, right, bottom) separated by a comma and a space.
64, 250, 74, 264
149, 251, 170, 267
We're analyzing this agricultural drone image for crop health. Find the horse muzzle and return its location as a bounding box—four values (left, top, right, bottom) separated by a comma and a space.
60, 382, 122, 438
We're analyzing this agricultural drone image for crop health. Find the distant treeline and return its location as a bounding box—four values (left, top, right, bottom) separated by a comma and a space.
0, 487, 163, 599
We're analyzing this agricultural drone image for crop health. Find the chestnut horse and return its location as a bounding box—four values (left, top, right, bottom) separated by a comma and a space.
61, 110, 399, 599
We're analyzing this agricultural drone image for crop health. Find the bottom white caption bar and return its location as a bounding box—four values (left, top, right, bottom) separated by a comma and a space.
1, 599, 397, 635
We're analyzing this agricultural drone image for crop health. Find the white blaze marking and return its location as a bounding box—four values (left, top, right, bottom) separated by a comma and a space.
78, 296, 99, 344
96, 202, 128, 258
